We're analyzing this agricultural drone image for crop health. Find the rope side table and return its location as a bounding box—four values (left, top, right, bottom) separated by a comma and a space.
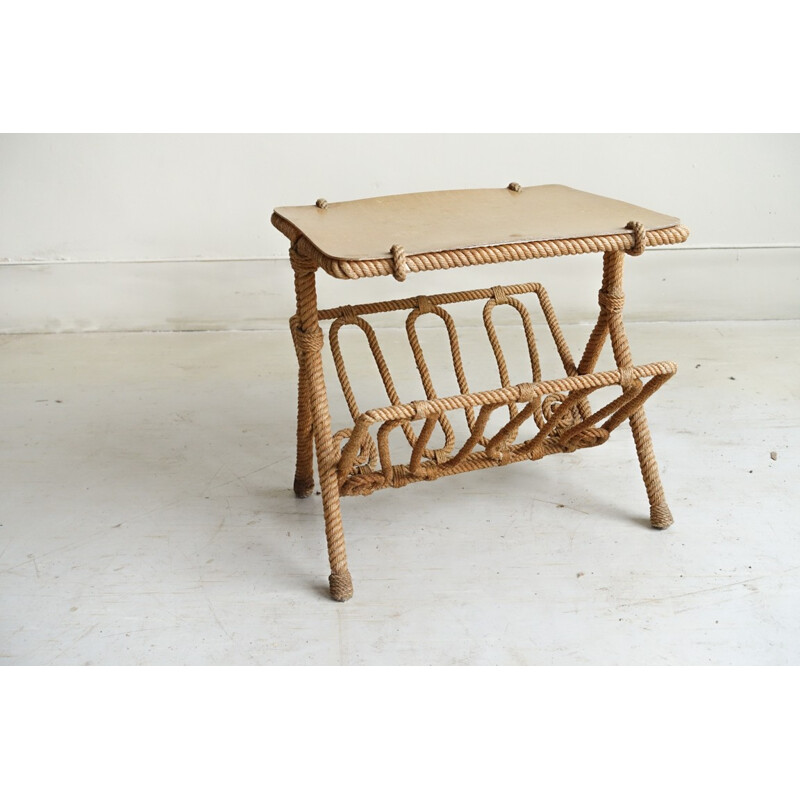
271, 184, 689, 601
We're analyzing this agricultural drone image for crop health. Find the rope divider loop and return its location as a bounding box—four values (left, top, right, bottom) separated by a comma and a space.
507, 182, 521, 192
316, 198, 328, 209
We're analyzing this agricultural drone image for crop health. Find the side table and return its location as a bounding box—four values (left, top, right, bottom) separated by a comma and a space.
271, 184, 689, 601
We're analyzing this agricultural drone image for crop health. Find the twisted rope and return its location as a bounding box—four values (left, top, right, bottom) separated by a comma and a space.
272, 212, 689, 280
390, 244, 408, 282
337, 363, 675, 497
326, 281, 676, 490
278, 195, 685, 602
291, 250, 353, 601
625, 220, 646, 256
293, 326, 324, 354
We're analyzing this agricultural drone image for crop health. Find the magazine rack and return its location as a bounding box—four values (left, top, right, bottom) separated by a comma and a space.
271, 184, 689, 601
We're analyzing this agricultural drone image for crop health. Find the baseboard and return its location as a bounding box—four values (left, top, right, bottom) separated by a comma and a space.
1, 247, 797, 333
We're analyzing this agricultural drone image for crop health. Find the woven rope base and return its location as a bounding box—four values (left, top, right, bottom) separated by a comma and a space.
273, 185, 687, 600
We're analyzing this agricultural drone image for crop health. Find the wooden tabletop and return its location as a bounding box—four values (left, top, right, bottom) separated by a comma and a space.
273, 184, 683, 262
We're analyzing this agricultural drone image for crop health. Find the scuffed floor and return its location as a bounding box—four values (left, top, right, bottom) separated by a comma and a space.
1, 321, 798, 665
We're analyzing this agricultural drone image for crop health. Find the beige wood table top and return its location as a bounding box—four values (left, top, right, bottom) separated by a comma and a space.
272, 184, 689, 280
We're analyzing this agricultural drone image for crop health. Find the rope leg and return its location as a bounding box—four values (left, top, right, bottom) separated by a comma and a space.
601, 251, 674, 529
291, 320, 315, 498
292, 251, 354, 600
577, 309, 609, 376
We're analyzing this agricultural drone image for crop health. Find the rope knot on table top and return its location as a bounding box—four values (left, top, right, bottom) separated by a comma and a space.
625, 220, 646, 256
390, 244, 409, 282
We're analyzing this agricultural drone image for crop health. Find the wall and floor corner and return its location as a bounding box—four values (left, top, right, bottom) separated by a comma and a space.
1, 133, 799, 332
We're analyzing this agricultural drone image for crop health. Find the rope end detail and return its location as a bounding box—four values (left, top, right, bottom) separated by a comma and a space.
650, 503, 674, 529
329, 571, 354, 601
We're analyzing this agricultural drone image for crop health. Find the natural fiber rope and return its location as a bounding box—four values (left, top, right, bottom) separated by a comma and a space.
631, 407, 674, 528
594, 249, 673, 529
337, 361, 674, 498
329, 572, 353, 599
625, 220, 646, 256
358, 362, 675, 424
390, 244, 408, 282
293, 326, 324, 354
318, 282, 543, 320
650, 503, 675, 529
323, 275, 677, 527
277, 199, 685, 597
321, 276, 675, 502
271, 212, 689, 280
290, 317, 316, 498
597, 290, 625, 314
483, 294, 544, 424
329, 283, 549, 466
291, 249, 353, 600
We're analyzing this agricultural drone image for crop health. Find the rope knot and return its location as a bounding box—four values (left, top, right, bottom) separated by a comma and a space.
315, 198, 328, 209
507, 182, 521, 192
417, 295, 433, 314
411, 400, 434, 420
598, 289, 625, 314
625, 220, 646, 256
294, 326, 324, 354
289, 242, 318, 273
619, 366, 636, 389
390, 244, 408, 282
491, 285, 508, 305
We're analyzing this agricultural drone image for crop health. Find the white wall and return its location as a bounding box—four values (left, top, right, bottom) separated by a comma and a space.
1, 134, 798, 332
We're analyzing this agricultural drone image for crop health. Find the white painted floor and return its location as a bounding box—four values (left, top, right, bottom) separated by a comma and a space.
1, 321, 798, 665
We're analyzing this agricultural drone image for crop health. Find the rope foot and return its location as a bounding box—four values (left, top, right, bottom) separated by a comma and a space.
293, 477, 315, 498
329, 570, 354, 602
650, 503, 674, 529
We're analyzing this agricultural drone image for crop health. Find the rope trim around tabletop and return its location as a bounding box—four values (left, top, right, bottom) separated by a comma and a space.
271, 213, 689, 280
